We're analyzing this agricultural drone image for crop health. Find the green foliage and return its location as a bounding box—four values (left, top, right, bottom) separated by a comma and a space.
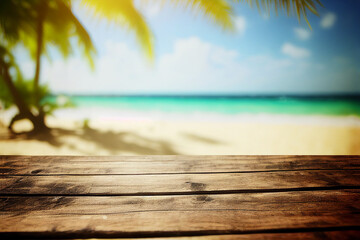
0, 75, 74, 115
0, 75, 34, 110
0, 45, 21, 109
41, 94, 75, 116
0, 0, 88, 124
0, 44, 74, 115
1, 0, 96, 68
82, 118, 90, 128
0, 0, 36, 44
0, 76, 13, 109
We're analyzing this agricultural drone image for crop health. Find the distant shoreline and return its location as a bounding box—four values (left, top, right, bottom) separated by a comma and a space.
2, 107, 360, 128
46, 95, 360, 117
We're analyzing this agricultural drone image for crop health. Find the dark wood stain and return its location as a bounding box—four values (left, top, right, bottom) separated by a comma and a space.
30, 169, 43, 174
187, 182, 207, 191
196, 195, 214, 202
1, 196, 74, 213
2, 177, 35, 194
44, 182, 87, 195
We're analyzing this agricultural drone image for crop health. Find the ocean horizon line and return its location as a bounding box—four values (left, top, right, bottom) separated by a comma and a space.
51, 93, 360, 100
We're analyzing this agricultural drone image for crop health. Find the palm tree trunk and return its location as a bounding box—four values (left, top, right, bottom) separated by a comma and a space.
30, 1, 49, 132
34, 2, 46, 106
1, 59, 48, 133
0, 59, 36, 127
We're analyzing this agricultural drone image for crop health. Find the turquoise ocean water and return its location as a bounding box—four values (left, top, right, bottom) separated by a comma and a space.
64, 96, 360, 116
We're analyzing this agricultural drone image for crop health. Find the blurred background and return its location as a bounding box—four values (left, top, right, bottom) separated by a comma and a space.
0, 0, 359, 155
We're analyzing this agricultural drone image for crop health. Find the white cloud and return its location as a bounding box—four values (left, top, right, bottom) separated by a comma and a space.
35, 37, 357, 95
41, 38, 249, 94
294, 28, 311, 41
320, 12, 337, 29
281, 43, 311, 59
234, 16, 246, 35
155, 37, 246, 92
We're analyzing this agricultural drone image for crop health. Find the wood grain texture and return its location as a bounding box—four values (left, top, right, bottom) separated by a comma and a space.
1, 170, 359, 195
74, 231, 360, 240
1, 155, 359, 239
1, 191, 359, 237
1, 155, 359, 175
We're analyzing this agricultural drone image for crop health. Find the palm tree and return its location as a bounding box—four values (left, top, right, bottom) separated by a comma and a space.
0, 0, 41, 131
0, 46, 39, 129
0, 0, 95, 132
30, 0, 96, 103
26, 0, 96, 131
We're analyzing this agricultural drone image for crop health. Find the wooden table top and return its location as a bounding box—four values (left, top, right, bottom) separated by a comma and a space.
0, 155, 359, 239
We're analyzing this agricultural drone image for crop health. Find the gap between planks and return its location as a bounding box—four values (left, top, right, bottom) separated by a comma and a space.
1, 228, 360, 239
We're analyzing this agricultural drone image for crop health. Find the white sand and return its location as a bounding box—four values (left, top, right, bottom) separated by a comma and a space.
0, 113, 359, 155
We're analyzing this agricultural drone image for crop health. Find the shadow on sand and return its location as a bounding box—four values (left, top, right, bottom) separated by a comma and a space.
182, 132, 223, 145
10, 126, 180, 155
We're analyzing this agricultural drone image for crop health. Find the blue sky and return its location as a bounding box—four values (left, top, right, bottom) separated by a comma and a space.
20, 0, 360, 95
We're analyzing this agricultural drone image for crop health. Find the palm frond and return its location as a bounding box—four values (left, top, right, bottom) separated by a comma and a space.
81, 0, 154, 59
235, 0, 323, 29
13, 0, 96, 68
55, 0, 97, 68
0, 0, 36, 43
162, 0, 235, 31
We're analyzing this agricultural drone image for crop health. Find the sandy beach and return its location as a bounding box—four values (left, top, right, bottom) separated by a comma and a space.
1, 112, 359, 155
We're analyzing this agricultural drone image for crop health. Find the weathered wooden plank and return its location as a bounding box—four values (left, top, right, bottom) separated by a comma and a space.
74, 231, 360, 240
0, 170, 359, 195
1, 155, 359, 175
0, 191, 359, 237
0, 170, 360, 195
